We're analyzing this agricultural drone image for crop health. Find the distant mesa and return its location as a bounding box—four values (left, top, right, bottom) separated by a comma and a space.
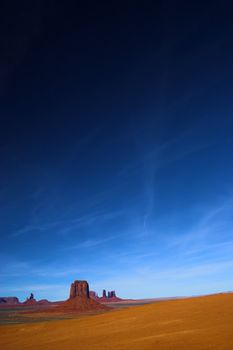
90, 289, 122, 302
37, 299, 51, 305
0, 297, 20, 305
22, 293, 51, 306
0, 295, 50, 307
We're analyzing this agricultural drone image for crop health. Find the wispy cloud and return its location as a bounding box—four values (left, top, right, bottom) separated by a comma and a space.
10, 207, 127, 238
63, 235, 120, 250
168, 193, 233, 252
0, 257, 85, 279
58, 209, 125, 236
11, 225, 47, 238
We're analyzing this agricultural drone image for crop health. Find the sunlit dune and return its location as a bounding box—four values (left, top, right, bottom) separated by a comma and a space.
1, 293, 233, 349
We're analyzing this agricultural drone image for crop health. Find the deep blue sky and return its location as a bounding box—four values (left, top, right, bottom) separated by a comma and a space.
1, 1, 233, 301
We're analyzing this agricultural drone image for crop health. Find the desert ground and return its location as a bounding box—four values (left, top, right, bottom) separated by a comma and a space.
1, 293, 233, 350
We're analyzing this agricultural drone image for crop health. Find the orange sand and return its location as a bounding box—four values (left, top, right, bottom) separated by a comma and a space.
1, 293, 233, 350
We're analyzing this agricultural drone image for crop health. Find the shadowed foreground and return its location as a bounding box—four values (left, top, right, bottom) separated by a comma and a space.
1, 293, 233, 350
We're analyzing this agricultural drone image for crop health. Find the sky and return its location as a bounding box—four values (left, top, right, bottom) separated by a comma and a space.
1, 1, 233, 301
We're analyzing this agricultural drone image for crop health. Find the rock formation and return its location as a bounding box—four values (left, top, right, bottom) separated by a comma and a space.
0, 297, 20, 305
29, 293, 34, 300
103, 290, 117, 299
23, 293, 37, 305
37, 299, 51, 305
90, 289, 122, 302
89, 291, 98, 299
70, 280, 89, 298
0, 295, 51, 307
53, 280, 108, 312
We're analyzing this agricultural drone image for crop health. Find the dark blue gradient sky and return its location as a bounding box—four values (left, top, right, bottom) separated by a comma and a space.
1, 1, 233, 300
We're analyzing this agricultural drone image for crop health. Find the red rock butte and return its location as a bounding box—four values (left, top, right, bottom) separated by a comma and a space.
69, 280, 90, 299
53, 280, 108, 313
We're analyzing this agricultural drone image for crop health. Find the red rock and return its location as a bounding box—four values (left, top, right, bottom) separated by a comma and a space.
90, 289, 122, 303
20, 280, 110, 315
70, 280, 89, 298
23, 298, 37, 305
89, 291, 98, 299
0, 297, 20, 305
23, 293, 37, 305
35, 280, 109, 313
37, 299, 51, 305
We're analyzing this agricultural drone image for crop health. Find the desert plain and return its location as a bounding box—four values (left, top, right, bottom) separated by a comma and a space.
1, 293, 233, 350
